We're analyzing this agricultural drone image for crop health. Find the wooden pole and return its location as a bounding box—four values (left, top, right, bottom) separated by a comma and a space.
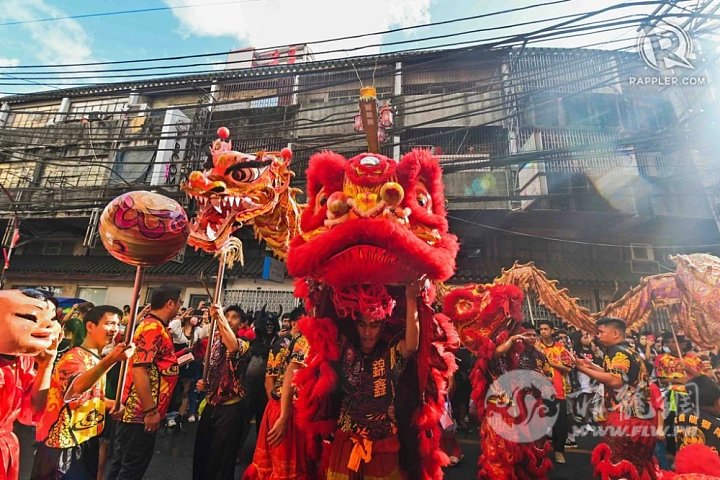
669, 318, 684, 360
526, 293, 536, 326
202, 250, 227, 382
113, 265, 145, 412
359, 86, 380, 154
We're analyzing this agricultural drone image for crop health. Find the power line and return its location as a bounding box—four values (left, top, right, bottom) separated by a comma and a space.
448, 215, 720, 249
0, 1, 263, 27
0, 0, 572, 69
0, 2, 689, 90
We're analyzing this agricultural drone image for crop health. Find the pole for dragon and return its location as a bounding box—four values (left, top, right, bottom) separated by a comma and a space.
203, 249, 228, 383
113, 266, 145, 412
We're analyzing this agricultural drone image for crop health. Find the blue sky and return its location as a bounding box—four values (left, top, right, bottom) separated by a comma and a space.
0, 0, 666, 94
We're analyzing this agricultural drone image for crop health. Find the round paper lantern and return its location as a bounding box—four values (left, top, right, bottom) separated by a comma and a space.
99, 191, 189, 267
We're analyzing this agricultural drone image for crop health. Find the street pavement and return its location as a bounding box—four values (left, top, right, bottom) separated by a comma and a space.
17, 422, 598, 479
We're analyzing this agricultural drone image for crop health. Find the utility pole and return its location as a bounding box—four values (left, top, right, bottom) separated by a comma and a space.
0, 184, 19, 290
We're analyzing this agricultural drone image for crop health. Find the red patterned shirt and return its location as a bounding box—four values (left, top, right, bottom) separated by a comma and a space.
122, 315, 179, 423
536, 340, 573, 399
36, 347, 106, 448
205, 331, 250, 406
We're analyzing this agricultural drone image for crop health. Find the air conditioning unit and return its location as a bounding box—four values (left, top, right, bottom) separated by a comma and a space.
630, 244, 655, 261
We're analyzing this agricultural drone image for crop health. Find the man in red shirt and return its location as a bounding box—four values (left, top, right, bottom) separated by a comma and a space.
536, 320, 573, 464
107, 285, 182, 480
31, 305, 135, 479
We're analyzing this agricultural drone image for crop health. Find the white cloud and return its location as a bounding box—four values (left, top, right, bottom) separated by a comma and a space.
0, 58, 20, 67
0, 0, 100, 88
164, 0, 431, 59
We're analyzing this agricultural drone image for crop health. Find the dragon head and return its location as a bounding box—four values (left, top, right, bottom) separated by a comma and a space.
181, 128, 294, 255
287, 149, 458, 287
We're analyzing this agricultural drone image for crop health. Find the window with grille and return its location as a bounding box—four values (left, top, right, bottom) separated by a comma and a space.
67, 97, 126, 121
0, 161, 36, 188
222, 288, 298, 313
6, 103, 60, 128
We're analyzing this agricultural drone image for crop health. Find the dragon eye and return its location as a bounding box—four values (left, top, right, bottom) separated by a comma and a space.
319, 197, 327, 206
231, 168, 258, 182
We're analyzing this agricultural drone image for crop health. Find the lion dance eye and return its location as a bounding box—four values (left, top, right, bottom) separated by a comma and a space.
417, 193, 429, 208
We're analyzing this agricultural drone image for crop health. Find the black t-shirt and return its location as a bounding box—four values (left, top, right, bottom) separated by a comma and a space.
602, 341, 652, 419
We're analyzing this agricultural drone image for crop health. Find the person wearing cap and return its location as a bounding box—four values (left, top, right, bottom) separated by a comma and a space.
575, 317, 660, 479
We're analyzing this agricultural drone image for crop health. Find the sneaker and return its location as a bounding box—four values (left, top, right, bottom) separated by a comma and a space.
554, 452, 566, 464
565, 440, 578, 449
167, 417, 177, 428
187, 415, 197, 423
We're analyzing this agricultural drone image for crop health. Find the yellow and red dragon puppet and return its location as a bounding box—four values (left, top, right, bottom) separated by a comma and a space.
287, 149, 460, 479
181, 127, 302, 261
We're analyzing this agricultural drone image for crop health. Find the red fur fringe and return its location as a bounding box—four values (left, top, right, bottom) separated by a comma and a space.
331, 285, 396, 321
591, 443, 642, 480
294, 316, 341, 459
396, 149, 449, 231
674, 444, 720, 477
414, 309, 459, 480
300, 151, 346, 232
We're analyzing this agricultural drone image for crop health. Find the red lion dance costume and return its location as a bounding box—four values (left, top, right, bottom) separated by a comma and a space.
287, 149, 459, 479
442, 284, 553, 479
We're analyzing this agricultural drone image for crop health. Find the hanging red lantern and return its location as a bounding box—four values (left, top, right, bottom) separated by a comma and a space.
377, 126, 387, 143
379, 102, 394, 128
353, 113, 364, 133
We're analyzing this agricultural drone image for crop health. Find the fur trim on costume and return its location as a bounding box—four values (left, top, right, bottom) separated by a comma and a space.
674, 444, 720, 478
591, 443, 642, 480
294, 316, 341, 457
396, 149, 450, 231
331, 284, 396, 321
288, 218, 458, 285
301, 151, 346, 233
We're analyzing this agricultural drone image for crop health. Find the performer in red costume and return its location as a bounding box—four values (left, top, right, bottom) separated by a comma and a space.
575, 317, 661, 480
325, 281, 421, 479
443, 284, 553, 480
243, 323, 311, 480
287, 149, 460, 480
0, 289, 62, 480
